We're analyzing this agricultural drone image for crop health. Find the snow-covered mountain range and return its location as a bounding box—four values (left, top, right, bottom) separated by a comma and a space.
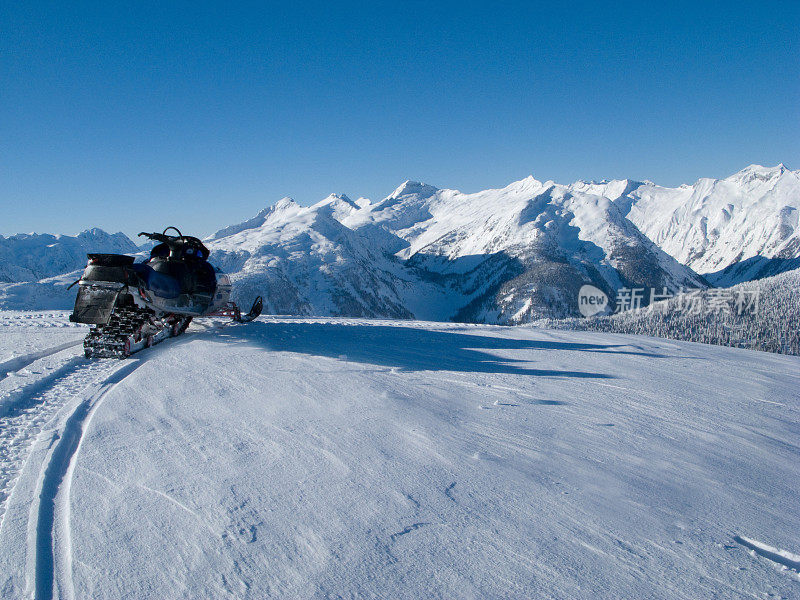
0, 229, 138, 283
206, 178, 704, 323
1, 164, 797, 321
581, 164, 800, 285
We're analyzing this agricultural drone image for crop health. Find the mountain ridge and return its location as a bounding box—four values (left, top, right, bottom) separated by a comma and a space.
206, 172, 706, 323
1, 164, 797, 320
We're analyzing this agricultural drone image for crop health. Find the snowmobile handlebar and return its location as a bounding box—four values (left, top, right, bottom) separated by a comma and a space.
138, 229, 210, 261
138, 227, 185, 244
138, 231, 180, 244
138, 231, 187, 260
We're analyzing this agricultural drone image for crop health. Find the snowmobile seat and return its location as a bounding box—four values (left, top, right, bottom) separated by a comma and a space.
150, 243, 170, 259
81, 254, 135, 284
87, 253, 135, 267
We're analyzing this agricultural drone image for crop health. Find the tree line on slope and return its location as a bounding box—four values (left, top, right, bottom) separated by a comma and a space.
540, 269, 800, 356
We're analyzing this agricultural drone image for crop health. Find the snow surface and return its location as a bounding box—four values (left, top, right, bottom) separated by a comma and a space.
0, 312, 798, 598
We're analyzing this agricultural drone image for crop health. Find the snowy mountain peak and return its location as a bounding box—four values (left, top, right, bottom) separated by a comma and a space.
312, 193, 363, 221
567, 179, 645, 216
273, 197, 299, 211
76, 228, 135, 247
502, 175, 543, 194
80, 227, 106, 237
207, 198, 303, 241
317, 192, 350, 203
622, 163, 800, 283
388, 180, 439, 199
727, 163, 792, 184
315, 193, 359, 210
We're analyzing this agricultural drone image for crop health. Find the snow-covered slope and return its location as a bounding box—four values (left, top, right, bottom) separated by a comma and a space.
0, 229, 138, 283
0, 270, 85, 311
616, 164, 800, 285
542, 267, 800, 356
0, 314, 797, 598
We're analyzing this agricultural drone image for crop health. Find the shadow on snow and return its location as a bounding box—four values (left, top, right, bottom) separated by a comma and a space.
198, 322, 630, 378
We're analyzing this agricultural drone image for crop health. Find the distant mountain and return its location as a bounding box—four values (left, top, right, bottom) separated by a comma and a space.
609, 164, 800, 285
0, 229, 138, 283
2, 164, 796, 321
347, 177, 704, 321
206, 177, 704, 323
205, 195, 428, 319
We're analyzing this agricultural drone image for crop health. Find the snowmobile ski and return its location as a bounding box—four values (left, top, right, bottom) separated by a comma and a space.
238, 296, 263, 323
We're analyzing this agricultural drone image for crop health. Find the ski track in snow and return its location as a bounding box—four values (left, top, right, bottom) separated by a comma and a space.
0, 315, 149, 599
0, 356, 96, 526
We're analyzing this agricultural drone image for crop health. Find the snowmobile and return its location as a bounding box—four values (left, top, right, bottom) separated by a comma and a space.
69, 227, 262, 358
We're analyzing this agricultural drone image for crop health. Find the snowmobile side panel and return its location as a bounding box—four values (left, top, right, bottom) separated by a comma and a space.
136, 290, 215, 316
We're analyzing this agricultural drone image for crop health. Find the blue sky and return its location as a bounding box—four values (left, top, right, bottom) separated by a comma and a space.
2, 1, 798, 239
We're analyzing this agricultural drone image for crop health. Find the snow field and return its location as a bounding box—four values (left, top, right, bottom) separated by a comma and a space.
0, 313, 797, 598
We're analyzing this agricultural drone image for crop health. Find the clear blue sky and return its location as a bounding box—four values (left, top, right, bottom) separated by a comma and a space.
2, 1, 798, 239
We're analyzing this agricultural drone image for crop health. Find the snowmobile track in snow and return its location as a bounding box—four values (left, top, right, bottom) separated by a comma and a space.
0, 341, 144, 600
0, 341, 83, 382
0, 356, 89, 525
32, 360, 141, 600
